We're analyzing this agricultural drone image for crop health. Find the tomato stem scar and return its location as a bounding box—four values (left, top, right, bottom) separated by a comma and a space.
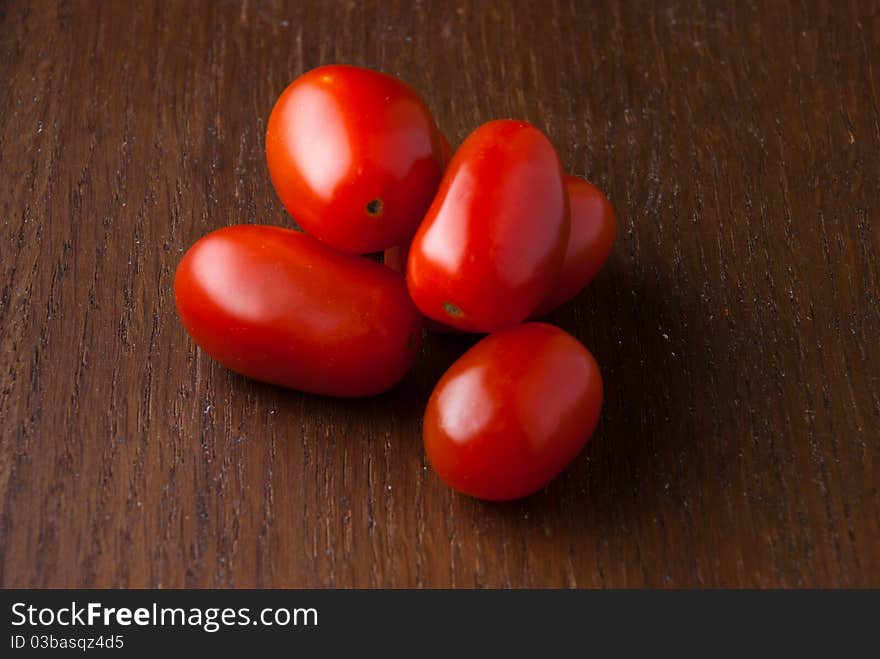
442, 302, 462, 318
365, 199, 383, 217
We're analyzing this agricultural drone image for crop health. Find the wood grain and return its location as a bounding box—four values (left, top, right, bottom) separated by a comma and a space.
1, 0, 878, 588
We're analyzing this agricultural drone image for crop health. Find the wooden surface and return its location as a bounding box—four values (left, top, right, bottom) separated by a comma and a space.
1, 0, 878, 588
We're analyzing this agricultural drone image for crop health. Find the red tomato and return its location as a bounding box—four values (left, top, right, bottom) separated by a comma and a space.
424, 323, 603, 501
174, 225, 422, 397
266, 65, 446, 254
406, 120, 570, 333
533, 175, 616, 316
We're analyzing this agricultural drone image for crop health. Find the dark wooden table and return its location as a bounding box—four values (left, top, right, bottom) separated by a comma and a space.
1, 0, 878, 588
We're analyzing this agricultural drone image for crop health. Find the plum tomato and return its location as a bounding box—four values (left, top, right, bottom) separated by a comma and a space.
174, 225, 422, 397
423, 323, 603, 501
266, 64, 446, 254
532, 175, 616, 316
406, 120, 570, 333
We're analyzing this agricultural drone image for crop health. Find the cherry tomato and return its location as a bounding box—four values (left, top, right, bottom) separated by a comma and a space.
424, 323, 602, 501
266, 64, 446, 254
406, 120, 570, 333
174, 225, 422, 397
533, 175, 616, 316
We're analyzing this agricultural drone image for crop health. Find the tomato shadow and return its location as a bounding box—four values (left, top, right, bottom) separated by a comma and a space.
224, 256, 713, 557
453, 259, 713, 532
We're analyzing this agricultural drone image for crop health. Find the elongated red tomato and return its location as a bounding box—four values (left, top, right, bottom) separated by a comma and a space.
406, 120, 569, 332
174, 225, 422, 397
533, 175, 616, 316
424, 323, 603, 501
266, 65, 446, 254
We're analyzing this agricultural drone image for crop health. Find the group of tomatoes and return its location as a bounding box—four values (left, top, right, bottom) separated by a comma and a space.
174, 65, 615, 501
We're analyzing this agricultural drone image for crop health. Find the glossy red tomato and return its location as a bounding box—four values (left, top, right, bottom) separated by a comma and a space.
424, 323, 603, 501
533, 175, 616, 316
406, 120, 570, 333
174, 225, 422, 397
266, 64, 446, 254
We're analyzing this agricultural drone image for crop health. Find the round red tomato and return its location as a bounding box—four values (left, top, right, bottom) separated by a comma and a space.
424, 323, 603, 501
174, 225, 422, 397
266, 64, 446, 254
533, 175, 616, 316
406, 120, 570, 333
